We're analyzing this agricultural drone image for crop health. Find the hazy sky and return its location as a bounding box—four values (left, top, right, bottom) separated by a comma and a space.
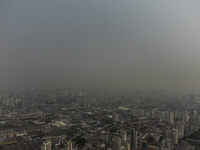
1, 0, 200, 90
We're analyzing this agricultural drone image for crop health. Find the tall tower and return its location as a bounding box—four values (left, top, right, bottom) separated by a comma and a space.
183, 111, 189, 123
139, 134, 143, 149
125, 142, 130, 150
189, 94, 195, 101
151, 110, 155, 119
193, 110, 198, 116
175, 122, 184, 138
122, 131, 127, 143
132, 109, 136, 117
0, 108, 2, 117
169, 111, 174, 125
140, 109, 145, 117
170, 129, 178, 145
67, 140, 72, 150
131, 128, 137, 149
115, 137, 122, 150
113, 113, 118, 122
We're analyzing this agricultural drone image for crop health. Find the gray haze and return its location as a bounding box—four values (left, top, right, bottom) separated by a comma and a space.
1, 0, 200, 90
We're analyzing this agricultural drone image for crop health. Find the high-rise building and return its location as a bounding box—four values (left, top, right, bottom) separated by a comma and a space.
132, 109, 136, 117
162, 111, 169, 122
169, 111, 174, 125
174, 111, 179, 119
170, 129, 178, 145
115, 137, 122, 150
145, 111, 150, 118
67, 140, 72, 150
175, 122, 184, 139
183, 111, 189, 123
113, 113, 118, 122
41, 140, 51, 150
151, 110, 155, 119
0, 113, 1, 118
140, 109, 145, 117
139, 134, 143, 149
122, 131, 127, 143
166, 130, 170, 139
131, 128, 137, 149
189, 94, 195, 101
193, 110, 198, 116
125, 142, 130, 150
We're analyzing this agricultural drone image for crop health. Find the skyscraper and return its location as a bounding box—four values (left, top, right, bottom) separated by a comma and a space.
125, 142, 130, 150
131, 128, 137, 149
122, 131, 127, 143
175, 122, 184, 138
113, 113, 118, 122
115, 137, 122, 150
169, 111, 174, 125
193, 110, 198, 116
170, 129, 178, 145
67, 140, 72, 150
132, 109, 136, 117
183, 111, 189, 123
151, 110, 155, 119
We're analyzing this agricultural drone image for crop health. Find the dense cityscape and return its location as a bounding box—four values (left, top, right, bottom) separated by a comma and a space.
2, 0, 200, 150
0, 89, 199, 150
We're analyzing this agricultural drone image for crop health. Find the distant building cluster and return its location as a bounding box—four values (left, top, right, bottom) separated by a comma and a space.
0, 89, 199, 149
